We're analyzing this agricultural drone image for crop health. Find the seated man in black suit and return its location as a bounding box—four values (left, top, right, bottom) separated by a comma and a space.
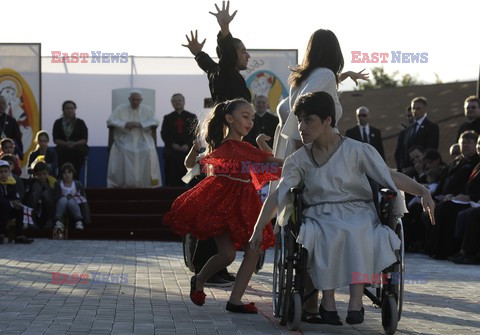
345, 106, 385, 160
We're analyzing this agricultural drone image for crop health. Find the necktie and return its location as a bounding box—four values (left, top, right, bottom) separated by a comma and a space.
413, 122, 419, 135
362, 127, 368, 143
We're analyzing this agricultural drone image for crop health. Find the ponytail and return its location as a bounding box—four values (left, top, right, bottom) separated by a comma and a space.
203, 99, 249, 153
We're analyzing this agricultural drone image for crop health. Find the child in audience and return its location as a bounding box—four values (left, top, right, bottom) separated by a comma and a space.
53, 163, 91, 230
0, 160, 33, 243
0, 138, 22, 176
25, 161, 56, 229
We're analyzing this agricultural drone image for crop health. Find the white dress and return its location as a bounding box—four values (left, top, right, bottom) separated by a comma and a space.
280, 68, 343, 159
107, 104, 162, 188
276, 138, 401, 291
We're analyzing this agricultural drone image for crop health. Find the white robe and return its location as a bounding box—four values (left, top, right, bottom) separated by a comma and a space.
107, 104, 161, 188
276, 139, 401, 290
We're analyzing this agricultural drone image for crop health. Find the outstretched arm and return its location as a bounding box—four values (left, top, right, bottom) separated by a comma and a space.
249, 189, 279, 253
339, 69, 369, 85
389, 170, 435, 225
184, 140, 202, 169
182, 30, 206, 56
209, 1, 237, 38
256, 134, 272, 153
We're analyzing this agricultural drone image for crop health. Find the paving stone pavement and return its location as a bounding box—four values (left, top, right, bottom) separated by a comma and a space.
0, 239, 479, 335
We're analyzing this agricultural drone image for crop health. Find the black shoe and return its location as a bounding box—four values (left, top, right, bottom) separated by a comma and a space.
346, 307, 365, 325
219, 271, 236, 282
15, 236, 34, 244
301, 311, 323, 324
319, 304, 343, 326
205, 274, 233, 287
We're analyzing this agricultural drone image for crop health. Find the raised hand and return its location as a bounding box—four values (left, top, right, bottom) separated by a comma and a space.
209, 1, 237, 29
181, 30, 206, 56
349, 69, 369, 85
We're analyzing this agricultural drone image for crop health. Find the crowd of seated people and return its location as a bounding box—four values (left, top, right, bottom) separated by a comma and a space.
0, 127, 90, 244
398, 95, 480, 265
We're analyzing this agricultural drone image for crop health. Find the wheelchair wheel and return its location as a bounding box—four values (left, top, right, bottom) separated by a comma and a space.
272, 230, 285, 317
394, 220, 405, 321
382, 293, 398, 335
280, 225, 295, 326
182, 234, 197, 273
287, 292, 302, 331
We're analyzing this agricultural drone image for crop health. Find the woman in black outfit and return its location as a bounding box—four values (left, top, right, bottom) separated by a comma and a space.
52, 100, 88, 179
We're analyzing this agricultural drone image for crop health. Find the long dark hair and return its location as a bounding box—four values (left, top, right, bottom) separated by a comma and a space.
289, 29, 344, 88
203, 98, 250, 153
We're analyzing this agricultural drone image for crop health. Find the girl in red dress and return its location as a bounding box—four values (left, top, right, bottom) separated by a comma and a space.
163, 98, 283, 313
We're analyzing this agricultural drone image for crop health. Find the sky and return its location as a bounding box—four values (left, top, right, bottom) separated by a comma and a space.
3, 0, 480, 91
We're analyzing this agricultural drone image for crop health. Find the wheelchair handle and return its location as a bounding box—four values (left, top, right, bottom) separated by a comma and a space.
290, 187, 303, 195
380, 188, 397, 200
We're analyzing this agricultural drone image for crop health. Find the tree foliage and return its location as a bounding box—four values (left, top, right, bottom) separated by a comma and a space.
358, 66, 423, 90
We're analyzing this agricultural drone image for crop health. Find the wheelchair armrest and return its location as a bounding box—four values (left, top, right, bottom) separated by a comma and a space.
380, 188, 397, 200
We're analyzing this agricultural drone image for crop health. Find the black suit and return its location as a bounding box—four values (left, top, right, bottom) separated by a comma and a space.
243, 112, 279, 149
394, 127, 408, 170
456, 117, 480, 141
345, 125, 385, 160
400, 118, 439, 171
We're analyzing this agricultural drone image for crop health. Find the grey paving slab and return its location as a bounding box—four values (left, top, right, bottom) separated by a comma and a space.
0, 239, 479, 334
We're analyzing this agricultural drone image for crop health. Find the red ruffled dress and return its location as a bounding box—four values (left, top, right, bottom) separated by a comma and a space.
163, 140, 281, 250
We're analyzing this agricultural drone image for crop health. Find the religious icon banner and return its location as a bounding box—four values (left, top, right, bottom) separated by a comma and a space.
0, 43, 41, 169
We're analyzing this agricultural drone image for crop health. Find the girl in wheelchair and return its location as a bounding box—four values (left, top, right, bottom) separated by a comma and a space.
250, 91, 435, 325
163, 98, 283, 313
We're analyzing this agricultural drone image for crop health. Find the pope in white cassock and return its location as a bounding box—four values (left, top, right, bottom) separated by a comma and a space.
107, 91, 162, 188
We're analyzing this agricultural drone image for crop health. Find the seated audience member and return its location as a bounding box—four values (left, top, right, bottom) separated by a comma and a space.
0, 138, 22, 176
54, 163, 91, 230
107, 91, 162, 188
0, 160, 33, 244
450, 206, 480, 264
456, 95, 480, 141
404, 165, 442, 252
428, 131, 480, 259
422, 149, 447, 175
28, 130, 58, 177
449, 143, 461, 161
0, 154, 26, 206
403, 146, 425, 180
25, 161, 56, 230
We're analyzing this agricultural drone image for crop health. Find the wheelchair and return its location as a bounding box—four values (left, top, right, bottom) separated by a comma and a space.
272, 187, 404, 335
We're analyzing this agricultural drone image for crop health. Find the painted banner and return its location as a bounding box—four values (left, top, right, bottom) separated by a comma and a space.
0, 43, 41, 169
245, 49, 298, 113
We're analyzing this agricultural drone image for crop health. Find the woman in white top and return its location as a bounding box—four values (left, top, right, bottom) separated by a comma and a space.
280, 29, 368, 158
